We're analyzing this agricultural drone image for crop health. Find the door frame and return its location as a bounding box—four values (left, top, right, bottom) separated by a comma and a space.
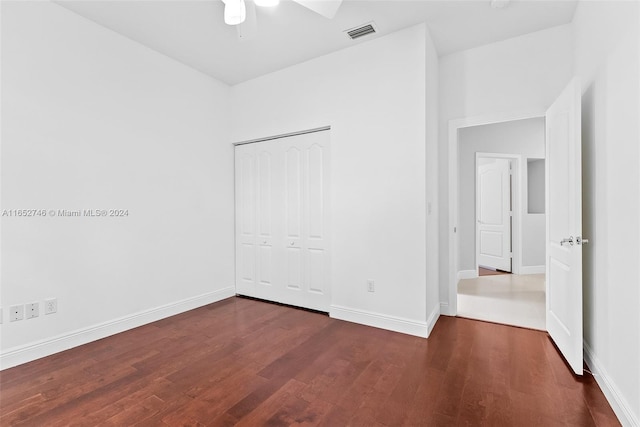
446, 109, 545, 316
475, 152, 522, 275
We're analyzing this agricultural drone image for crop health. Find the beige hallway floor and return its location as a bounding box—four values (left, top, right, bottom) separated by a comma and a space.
457, 273, 545, 330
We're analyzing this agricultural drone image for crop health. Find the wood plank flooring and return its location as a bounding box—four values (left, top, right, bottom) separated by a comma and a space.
0, 296, 620, 426
478, 267, 511, 276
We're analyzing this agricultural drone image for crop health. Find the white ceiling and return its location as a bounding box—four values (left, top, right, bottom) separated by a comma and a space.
56, 0, 578, 85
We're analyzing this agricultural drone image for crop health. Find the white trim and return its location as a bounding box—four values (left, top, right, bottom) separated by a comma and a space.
457, 269, 478, 280
0, 287, 236, 370
584, 341, 638, 427
330, 305, 429, 338
448, 109, 546, 315
426, 304, 440, 337
475, 153, 523, 275
439, 302, 453, 316
519, 265, 546, 275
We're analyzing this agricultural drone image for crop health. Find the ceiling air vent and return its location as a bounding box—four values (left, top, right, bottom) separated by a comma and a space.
345, 22, 377, 40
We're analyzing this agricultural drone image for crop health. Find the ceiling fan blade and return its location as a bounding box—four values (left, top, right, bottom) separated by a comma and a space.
292, 0, 343, 19
236, 0, 258, 40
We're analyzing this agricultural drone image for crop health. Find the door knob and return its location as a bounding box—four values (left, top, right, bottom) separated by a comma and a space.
290, 241, 295, 246
560, 236, 574, 246
576, 236, 589, 245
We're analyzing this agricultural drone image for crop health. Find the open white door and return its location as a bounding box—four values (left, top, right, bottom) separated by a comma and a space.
477, 158, 512, 272
546, 77, 584, 375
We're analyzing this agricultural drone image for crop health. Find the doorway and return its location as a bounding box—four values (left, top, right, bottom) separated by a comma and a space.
475, 154, 517, 275
449, 79, 584, 374
451, 116, 546, 330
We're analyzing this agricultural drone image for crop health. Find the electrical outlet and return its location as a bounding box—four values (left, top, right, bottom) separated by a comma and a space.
44, 298, 57, 315
26, 302, 39, 319
10, 305, 24, 322
367, 280, 375, 293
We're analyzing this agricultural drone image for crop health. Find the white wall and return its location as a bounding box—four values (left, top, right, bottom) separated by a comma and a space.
0, 2, 234, 368
230, 24, 440, 336
439, 24, 573, 312
425, 26, 440, 332
574, 1, 640, 424
458, 118, 545, 272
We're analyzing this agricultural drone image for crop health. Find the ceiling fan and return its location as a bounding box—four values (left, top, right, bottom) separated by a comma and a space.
221, 0, 344, 39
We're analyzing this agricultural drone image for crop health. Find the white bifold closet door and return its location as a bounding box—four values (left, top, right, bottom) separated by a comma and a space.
235, 130, 330, 312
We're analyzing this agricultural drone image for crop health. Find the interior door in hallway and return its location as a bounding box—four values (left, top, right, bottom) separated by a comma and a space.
476, 158, 512, 272
235, 130, 331, 312
546, 77, 584, 375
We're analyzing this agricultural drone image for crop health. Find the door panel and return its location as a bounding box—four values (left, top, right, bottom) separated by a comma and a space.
285, 147, 302, 240
307, 248, 325, 293
548, 258, 571, 333
286, 247, 302, 290
258, 151, 272, 238
239, 153, 255, 236
300, 136, 330, 310
240, 244, 255, 281
546, 77, 583, 375
258, 245, 272, 285
477, 158, 512, 272
479, 231, 503, 257
235, 147, 257, 295
307, 144, 324, 239
256, 148, 274, 290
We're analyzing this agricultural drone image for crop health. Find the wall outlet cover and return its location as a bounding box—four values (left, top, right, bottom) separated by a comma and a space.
367, 280, 375, 292
10, 305, 24, 322
26, 302, 40, 319
45, 298, 57, 315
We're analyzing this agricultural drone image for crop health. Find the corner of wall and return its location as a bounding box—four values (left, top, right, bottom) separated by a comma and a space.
330, 305, 430, 338
584, 341, 640, 427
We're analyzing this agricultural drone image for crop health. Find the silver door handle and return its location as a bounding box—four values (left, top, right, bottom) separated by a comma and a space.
560, 236, 574, 246
576, 236, 589, 245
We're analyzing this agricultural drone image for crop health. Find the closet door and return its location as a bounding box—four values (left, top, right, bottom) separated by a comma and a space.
235, 144, 257, 297
279, 131, 330, 311
254, 142, 278, 300
235, 141, 279, 301
234, 130, 330, 312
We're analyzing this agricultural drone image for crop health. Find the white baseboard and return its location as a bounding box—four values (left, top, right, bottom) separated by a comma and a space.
457, 269, 478, 280
519, 265, 546, 275
426, 304, 440, 337
440, 301, 454, 316
584, 341, 639, 427
0, 286, 236, 370
330, 305, 429, 338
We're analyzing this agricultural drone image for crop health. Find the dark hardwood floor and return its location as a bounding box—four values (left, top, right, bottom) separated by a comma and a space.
0, 296, 619, 426
478, 267, 511, 277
